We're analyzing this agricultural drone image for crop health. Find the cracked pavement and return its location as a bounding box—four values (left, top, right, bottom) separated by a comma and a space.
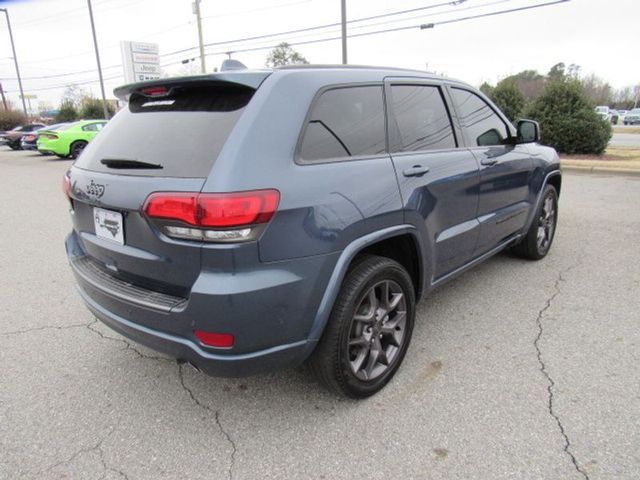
1, 149, 639, 479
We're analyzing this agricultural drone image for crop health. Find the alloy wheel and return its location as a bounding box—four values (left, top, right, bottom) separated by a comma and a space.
537, 194, 556, 252
347, 280, 407, 381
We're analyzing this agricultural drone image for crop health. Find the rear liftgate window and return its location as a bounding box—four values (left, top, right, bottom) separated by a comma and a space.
74, 84, 254, 177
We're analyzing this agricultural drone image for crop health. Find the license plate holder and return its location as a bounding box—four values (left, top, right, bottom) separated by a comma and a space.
93, 207, 124, 245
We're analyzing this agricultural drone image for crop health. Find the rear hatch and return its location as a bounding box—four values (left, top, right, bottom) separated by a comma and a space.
67, 74, 269, 298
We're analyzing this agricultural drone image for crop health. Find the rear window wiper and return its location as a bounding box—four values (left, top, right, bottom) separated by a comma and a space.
100, 158, 163, 169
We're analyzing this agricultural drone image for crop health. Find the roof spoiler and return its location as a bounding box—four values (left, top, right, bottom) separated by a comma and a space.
113, 71, 271, 101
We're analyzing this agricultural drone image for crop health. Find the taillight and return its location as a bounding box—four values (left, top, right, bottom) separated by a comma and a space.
62, 173, 73, 208
194, 330, 234, 348
44, 134, 58, 140
143, 190, 280, 243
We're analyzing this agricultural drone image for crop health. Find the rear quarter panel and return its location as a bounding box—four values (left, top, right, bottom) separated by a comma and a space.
202, 70, 405, 262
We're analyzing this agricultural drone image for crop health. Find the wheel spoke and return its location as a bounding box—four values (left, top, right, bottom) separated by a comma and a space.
363, 346, 380, 379
348, 335, 369, 348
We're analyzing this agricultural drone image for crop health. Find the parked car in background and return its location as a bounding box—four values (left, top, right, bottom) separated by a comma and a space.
20, 123, 69, 151
3, 123, 47, 150
64, 66, 561, 397
595, 106, 611, 122
37, 120, 107, 159
623, 109, 640, 125
618, 109, 628, 118
610, 109, 620, 124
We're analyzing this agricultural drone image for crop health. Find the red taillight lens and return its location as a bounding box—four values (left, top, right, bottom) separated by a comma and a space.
194, 330, 234, 348
199, 191, 279, 227
62, 174, 71, 201
144, 193, 199, 225
44, 134, 58, 140
24, 134, 36, 141
144, 190, 280, 228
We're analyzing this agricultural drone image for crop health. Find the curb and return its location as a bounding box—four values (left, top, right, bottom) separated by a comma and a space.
561, 165, 640, 177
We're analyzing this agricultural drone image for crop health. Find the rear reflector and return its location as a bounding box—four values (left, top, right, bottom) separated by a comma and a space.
194, 330, 234, 348
144, 190, 280, 228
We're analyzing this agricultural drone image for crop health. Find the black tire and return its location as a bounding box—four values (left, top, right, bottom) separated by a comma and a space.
309, 254, 416, 398
512, 185, 558, 260
69, 141, 87, 159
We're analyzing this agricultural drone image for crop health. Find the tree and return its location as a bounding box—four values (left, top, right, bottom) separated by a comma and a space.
479, 82, 494, 98
502, 69, 546, 101
56, 100, 78, 122
61, 84, 88, 110
547, 62, 566, 82
0, 108, 27, 131
80, 97, 114, 119
526, 79, 611, 155
490, 79, 526, 121
265, 43, 309, 67
581, 74, 613, 106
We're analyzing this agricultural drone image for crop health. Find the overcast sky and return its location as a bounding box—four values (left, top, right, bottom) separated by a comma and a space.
0, 0, 637, 111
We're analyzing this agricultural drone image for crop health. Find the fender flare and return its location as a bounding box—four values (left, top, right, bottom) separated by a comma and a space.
304, 224, 423, 349
524, 169, 561, 232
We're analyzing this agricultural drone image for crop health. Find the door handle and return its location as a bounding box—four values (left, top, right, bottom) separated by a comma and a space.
480, 157, 498, 166
403, 165, 430, 177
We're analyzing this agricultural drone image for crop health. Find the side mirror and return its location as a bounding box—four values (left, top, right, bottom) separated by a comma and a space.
516, 119, 540, 143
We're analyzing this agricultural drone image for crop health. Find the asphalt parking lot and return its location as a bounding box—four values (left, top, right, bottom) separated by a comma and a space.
1, 148, 639, 480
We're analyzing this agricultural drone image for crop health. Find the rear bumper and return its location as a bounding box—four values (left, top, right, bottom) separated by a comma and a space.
66, 231, 334, 376
77, 284, 311, 376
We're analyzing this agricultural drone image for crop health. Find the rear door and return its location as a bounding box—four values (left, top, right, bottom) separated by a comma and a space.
68, 83, 255, 295
448, 87, 532, 255
385, 79, 480, 279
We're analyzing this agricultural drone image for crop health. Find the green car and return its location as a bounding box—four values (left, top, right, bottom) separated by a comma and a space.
37, 120, 107, 159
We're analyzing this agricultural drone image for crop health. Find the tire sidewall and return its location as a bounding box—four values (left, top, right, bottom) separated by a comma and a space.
335, 261, 415, 397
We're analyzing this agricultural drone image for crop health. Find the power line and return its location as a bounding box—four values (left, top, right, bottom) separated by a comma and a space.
3, 0, 474, 81
3, 0, 570, 94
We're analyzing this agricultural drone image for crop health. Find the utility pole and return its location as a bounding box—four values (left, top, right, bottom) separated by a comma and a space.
87, 0, 109, 119
340, 0, 347, 64
0, 8, 27, 116
193, 0, 206, 73
0, 82, 8, 110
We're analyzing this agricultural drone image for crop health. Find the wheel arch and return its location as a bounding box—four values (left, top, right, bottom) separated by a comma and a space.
306, 225, 427, 346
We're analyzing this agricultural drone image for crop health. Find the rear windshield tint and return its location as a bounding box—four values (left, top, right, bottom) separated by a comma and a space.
74, 84, 254, 177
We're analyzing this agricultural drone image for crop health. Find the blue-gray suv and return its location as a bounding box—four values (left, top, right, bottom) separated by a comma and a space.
65, 65, 561, 397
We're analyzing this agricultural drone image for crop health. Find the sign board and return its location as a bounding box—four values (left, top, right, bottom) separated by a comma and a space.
120, 41, 161, 84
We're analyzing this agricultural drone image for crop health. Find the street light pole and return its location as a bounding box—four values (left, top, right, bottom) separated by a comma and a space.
340, 0, 347, 64
193, 0, 206, 73
0, 8, 27, 116
86, 0, 109, 119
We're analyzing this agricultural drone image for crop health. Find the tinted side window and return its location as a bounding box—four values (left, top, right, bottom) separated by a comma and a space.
451, 88, 509, 147
82, 123, 98, 132
299, 86, 386, 162
390, 85, 455, 152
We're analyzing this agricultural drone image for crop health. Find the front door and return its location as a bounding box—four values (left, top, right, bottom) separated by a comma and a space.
449, 87, 532, 255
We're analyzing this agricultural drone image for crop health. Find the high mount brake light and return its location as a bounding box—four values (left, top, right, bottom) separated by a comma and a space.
143, 190, 280, 243
140, 86, 169, 97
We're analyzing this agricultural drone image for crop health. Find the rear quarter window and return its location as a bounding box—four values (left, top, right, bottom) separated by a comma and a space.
74, 84, 254, 177
298, 85, 386, 163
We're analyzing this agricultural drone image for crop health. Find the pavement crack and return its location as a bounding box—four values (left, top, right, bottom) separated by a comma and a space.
86, 319, 172, 362
534, 264, 589, 480
1, 322, 89, 337
31, 422, 122, 479
178, 364, 237, 480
